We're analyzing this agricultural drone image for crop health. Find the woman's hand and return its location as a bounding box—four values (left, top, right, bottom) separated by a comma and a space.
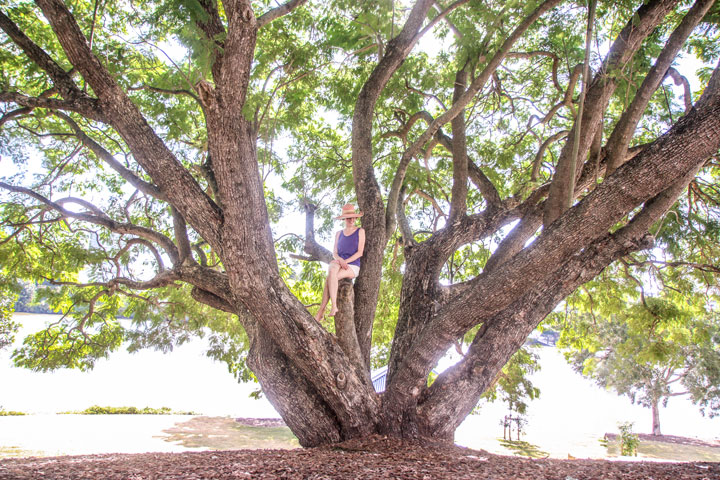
338, 258, 349, 269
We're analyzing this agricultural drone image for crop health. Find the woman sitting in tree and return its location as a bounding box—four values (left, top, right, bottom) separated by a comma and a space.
315, 204, 365, 320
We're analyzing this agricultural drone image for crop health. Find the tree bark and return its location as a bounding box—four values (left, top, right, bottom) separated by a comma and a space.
352, 0, 436, 372
246, 319, 343, 447
651, 398, 662, 436
544, 0, 681, 226
335, 279, 366, 373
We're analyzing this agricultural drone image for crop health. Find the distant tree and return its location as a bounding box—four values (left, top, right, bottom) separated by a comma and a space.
558, 298, 720, 436
0, 282, 18, 350
480, 347, 541, 416
12, 281, 55, 314
13, 281, 36, 313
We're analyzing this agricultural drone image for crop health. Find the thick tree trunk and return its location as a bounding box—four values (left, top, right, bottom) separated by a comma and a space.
246, 320, 343, 447
335, 279, 367, 373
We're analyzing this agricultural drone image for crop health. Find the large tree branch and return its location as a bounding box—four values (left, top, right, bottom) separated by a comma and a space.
417, 228, 655, 435
544, 0, 681, 225
0, 106, 32, 127
0, 91, 105, 122
351, 0, 438, 370
46, 270, 180, 292
354, 0, 436, 231
172, 206, 193, 265
192, 0, 226, 82
0, 182, 180, 264
666, 67, 693, 114
604, 0, 715, 175
218, 0, 256, 108
35, 0, 224, 248
384, 60, 720, 412
257, 0, 308, 28
0, 8, 83, 101
417, 158, 707, 435
53, 112, 164, 200
468, 160, 502, 209
483, 207, 543, 274
448, 68, 469, 223
195, 0, 226, 42
300, 201, 333, 263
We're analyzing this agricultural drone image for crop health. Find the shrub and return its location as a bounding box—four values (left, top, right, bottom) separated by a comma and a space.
618, 421, 639, 456
0, 407, 27, 416
59, 405, 198, 415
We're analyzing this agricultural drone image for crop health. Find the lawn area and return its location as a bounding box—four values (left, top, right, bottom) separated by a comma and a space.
603, 434, 720, 462
0, 446, 44, 458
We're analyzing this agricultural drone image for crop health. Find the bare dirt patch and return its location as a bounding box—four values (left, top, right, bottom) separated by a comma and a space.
160, 416, 298, 450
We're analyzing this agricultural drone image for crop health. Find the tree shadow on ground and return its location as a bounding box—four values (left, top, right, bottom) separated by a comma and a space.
498, 439, 549, 458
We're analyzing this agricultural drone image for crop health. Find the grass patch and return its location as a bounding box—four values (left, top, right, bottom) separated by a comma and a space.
0, 446, 44, 458
59, 405, 199, 415
604, 436, 720, 462
498, 439, 549, 458
161, 416, 299, 450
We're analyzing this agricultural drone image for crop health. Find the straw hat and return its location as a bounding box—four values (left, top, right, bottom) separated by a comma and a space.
335, 203, 364, 219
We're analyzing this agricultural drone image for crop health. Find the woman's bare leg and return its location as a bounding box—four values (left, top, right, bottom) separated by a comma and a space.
315, 278, 330, 321
329, 266, 356, 316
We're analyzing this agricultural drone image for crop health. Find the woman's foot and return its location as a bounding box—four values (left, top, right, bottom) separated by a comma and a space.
314, 308, 325, 321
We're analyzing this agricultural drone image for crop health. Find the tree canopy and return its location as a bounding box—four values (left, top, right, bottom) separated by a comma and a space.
557, 297, 720, 435
1, 0, 719, 446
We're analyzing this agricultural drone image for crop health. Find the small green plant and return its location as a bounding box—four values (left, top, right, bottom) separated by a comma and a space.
618, 421, 639, 456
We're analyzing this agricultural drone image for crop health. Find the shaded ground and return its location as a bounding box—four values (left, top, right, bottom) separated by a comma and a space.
498, 439, 550, 458
1, 436, 718, 480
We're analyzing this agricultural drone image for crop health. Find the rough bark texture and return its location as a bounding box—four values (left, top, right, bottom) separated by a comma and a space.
544, 0, 682, 226
335, 279, 366, 373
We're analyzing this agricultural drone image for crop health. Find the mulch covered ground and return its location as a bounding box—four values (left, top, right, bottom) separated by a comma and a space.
1, 436, 718, 480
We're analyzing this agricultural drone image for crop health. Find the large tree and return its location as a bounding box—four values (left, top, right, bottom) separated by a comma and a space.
558, 299, 720, 436
1, 0, 719, 446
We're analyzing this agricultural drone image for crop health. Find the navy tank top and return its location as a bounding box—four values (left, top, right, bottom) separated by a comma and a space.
337, 229, 361, 267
